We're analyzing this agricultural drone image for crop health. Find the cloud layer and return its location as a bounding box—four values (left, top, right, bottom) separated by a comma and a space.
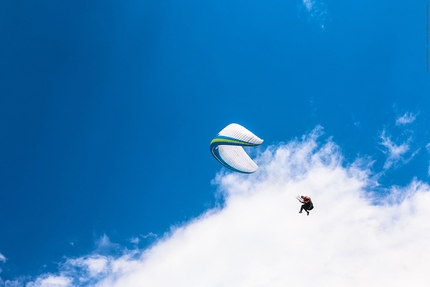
3, 127, 430, 287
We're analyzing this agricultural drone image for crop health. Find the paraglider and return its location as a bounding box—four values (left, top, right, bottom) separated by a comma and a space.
296, 195, 314, 216
210, 123, 263, 173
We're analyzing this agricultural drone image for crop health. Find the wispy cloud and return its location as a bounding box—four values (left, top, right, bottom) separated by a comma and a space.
0, 254, 5, 263
302, 0, 314, 10
379, 130, 419, 170
129, 237, 140, 245
140, 232, 157, 239
6, 128, 430, 286
300, 0, 328, 28
395, 112, 417, 126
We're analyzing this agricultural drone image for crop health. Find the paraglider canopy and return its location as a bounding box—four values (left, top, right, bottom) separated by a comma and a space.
210, 123, 263, 173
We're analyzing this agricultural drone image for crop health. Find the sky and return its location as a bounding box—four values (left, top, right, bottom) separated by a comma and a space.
1, 0, 430, 286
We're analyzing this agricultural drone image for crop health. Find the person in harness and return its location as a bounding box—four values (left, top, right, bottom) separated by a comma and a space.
297, 195, 314, 216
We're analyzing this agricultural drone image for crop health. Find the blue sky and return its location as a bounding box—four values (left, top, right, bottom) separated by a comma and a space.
1, 0, 430, 286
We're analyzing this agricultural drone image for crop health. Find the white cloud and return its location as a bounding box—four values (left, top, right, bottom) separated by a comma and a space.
0, 254, 5, 263
379, 130, 418, 170
395, 112, 417, 126
12, 127, 430, 286
129, 237, 140, 245
68, 256, 108, 277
